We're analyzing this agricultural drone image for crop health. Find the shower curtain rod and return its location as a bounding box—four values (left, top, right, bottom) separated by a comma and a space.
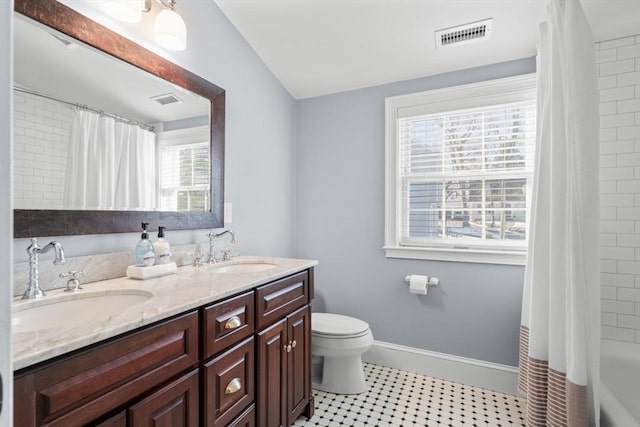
13, 86, 155, 131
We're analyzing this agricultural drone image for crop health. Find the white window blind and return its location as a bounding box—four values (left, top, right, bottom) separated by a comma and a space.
158, 141, 210, 211
385, 74, 537, 264
399, 101, 536, 248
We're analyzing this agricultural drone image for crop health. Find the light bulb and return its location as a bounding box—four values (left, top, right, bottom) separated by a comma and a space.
154, 8, 187, 51
100, 0, 144, 23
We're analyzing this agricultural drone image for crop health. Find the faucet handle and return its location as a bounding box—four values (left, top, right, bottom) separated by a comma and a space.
60, 270, 87, 292
223, 248, 233, 261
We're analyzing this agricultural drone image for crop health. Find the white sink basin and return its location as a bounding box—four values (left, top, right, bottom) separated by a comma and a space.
12, 290, 153, 334
211, 262, 278, 274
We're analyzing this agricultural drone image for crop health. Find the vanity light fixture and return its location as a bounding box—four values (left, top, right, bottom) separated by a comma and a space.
145, 0, 187, 51
99, 0, 145, 24
102, 0, 187, 51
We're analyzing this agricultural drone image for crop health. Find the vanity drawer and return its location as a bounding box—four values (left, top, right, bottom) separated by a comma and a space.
228, 404, 255, 427
202, 290, 255, 358
13, 311, 199, 427
202, 336, 255, 427
129, 368, 200, 426
256, 271, 308, 329
94, 411, 126, 427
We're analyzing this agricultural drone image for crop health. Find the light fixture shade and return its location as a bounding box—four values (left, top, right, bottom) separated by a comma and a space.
100, 0, 144, 23
154, 8, 187, 51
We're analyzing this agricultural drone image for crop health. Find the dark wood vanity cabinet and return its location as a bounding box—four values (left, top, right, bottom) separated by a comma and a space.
13, 311, 199, 427
13, 268, 314, 427
256, 272, 314, 427
257, 307, 312, 427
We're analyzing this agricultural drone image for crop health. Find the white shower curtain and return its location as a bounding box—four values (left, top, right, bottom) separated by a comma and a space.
113, 118, 157, 209
63, 110, 156, 210
518, 0, 600, 426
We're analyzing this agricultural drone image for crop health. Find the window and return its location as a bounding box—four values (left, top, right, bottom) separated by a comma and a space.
385, 74, 536, 265
156, 126, 210, 211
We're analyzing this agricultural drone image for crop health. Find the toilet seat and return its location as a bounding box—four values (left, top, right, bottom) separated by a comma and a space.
312, 329, 370, 339
312, 313, 370, 338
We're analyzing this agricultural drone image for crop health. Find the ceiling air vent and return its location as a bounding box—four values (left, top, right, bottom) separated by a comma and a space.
150, 93, 184, 106
435, 18, 493, 49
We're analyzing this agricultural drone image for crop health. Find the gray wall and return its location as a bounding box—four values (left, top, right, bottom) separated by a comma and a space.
13, 1, 297, 261
7, 0, 536, 382
0, 0, 12, 424
296, 58, 536, 367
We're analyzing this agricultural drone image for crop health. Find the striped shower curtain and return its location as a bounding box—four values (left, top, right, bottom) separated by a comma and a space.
519, 0, 600, 426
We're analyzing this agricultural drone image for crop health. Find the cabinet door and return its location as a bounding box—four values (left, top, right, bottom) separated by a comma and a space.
128, 369, 199, 427
256, 319, 287, 427
286, 306, 311, 425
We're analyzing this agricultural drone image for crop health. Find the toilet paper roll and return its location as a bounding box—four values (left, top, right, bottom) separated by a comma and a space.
407, 274, 428, 295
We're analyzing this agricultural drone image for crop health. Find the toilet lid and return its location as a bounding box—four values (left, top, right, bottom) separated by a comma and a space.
312, 313, 370, 337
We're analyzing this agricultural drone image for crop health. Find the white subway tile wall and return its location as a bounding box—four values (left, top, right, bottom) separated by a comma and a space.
598, 34, 640, 343
13, 90, 72, 209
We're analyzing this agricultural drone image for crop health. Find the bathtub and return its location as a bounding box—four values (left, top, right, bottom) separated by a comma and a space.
601, 339, 640, 427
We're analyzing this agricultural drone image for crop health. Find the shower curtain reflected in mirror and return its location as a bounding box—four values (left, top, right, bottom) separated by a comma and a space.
63, 109, 156, 210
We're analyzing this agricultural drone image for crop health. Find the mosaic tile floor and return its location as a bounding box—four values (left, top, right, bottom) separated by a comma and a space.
294, 363, 526, 427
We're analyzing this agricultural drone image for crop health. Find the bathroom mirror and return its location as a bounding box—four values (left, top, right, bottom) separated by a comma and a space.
13, 0, 225, 237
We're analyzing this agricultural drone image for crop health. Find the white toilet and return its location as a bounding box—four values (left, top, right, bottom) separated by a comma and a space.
311, 312, 374, 394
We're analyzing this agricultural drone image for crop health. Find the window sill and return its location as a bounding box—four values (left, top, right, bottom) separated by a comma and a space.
383, 246, 527, 266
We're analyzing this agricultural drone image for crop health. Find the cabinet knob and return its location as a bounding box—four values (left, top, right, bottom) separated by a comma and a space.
224, 316, 242, 330
284, 342, 292, 353
225, 378, 242, 395
291, 340, 297, 348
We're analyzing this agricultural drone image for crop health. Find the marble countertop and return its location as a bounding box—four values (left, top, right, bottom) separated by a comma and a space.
12, 256, 318, 371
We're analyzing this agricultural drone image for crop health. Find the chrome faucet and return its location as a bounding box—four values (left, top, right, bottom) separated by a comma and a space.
207, 229, 237, 264
23, 238, 66, 299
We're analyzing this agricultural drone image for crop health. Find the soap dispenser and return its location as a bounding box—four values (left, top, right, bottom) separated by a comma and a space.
135, 222, 155, 266
153, 226, 171, 264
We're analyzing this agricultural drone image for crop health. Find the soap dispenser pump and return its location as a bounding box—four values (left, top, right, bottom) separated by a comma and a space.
135, 222, 155, 267
153, 226, 171, 264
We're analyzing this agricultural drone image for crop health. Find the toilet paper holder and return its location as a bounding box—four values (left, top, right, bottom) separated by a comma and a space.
404, 274, 440, 287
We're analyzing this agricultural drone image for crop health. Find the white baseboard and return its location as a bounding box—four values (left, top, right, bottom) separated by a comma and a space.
362, 341, 519, 395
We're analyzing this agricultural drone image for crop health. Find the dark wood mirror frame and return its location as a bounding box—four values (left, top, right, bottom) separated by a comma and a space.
13, 0, 225, 238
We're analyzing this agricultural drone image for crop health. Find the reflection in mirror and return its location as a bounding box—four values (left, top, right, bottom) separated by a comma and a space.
13, 15, 211, 212
13, 0, 225, 237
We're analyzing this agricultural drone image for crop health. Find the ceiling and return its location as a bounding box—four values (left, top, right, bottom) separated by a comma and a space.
214, 0, 640, 99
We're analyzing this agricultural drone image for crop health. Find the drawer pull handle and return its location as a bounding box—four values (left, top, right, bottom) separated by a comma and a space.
225, 378, 242, 395
224, 316, 242, 330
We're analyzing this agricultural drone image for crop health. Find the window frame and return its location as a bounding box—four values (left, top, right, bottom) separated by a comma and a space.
156, 125, 211, 212
384, 74, 537, 265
